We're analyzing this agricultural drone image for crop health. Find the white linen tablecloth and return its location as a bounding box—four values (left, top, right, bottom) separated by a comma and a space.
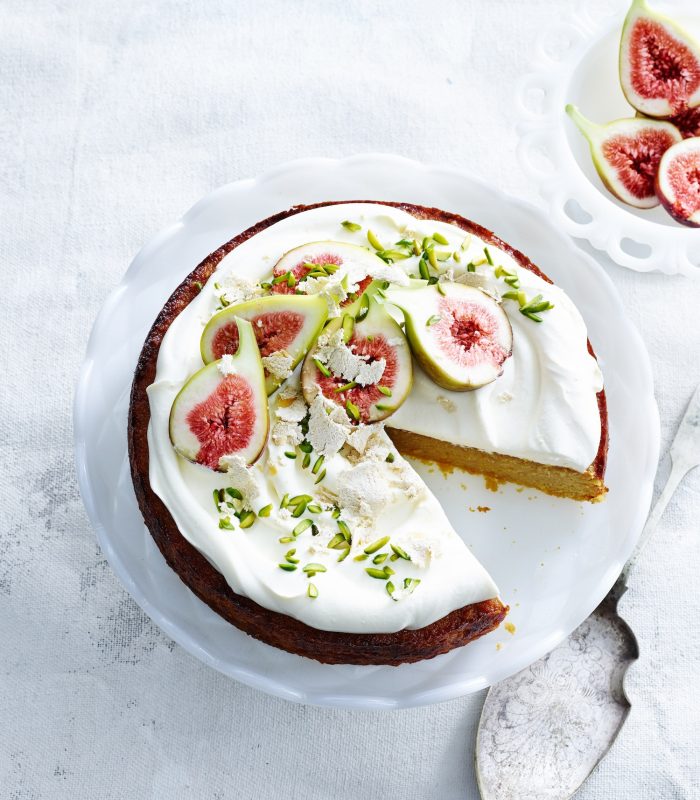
1, 1, 698, 797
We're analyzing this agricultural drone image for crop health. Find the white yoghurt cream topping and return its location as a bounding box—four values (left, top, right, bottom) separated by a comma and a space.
147, 203, 603, 633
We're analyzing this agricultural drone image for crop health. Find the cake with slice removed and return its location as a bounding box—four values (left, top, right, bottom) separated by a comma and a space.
128, 200, 607, 665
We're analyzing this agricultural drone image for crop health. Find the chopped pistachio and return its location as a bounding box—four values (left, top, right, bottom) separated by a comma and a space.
225, 487, 243, 500
313, 358, 331, 377
307, 583, 319, 598
365, 567, 390, 580
218, 517, 235, 530
484, 247, 494, 265
334, 381, 357, 393
426, 314, 441, 327
314, 468, 326, 485
331, 507, 341, 519
258, 504, 273, 518
337, 520, 352, 541
341, 220, 361, 232
453, 251, 462, 263
342, 313, 354, 344
272, 271, 290, 285
280, 493, 290, 509
278, 563, 297, 572
377, 385, 392, 397
293, 519, 313, 536
375, 403, 394, 412
336, 547, 350, 562
367, 229, 384, 251
427, 247, 439, 270
298, 441, 313, 453
386, 581, 396, 599
327, 533, 346, 550
307, 503, 322, 514
345, 400, 360, 422
353, 554, 369, 562
193, 281, 203, 291
278, 536, 295, 543
403, 577, 421, 593
260, 281, 272, 290
301, 452, 311, 469
418, 258, 430, 281
284, 450, 297, 459
356, 293, 370, 322
312, 455, 325, 475
466, 261, 476, 273
412, 239, 422, 256
239, 510, 256, 529
364, 535, 390, 554
303, 563, 327, 574
292, 500, 308, 518
390, 543, 411, 560
432, 231, 449, 245
385, 453, 395, 463
373, 553, 388, 564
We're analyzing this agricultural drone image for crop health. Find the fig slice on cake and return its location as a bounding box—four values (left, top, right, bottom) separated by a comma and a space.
301, 286, 413, 424
566, 105, 681, 208
386, 281, 513, 392
655, 137, 700, 226
171, 318, 269, 470
269, 241, 387, 300
200, 294, 328, 394
619, 0, 700, 119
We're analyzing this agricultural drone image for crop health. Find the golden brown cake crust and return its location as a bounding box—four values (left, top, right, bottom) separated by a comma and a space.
127, 200, 608, 665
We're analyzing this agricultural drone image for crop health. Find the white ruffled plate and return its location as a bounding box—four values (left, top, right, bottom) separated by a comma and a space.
516, 0, 700, 276
74, 154, 659, 708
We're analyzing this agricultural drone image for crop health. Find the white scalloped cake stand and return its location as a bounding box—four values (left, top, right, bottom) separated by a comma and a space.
74, 154, 659, 708
516, 0, 700, 276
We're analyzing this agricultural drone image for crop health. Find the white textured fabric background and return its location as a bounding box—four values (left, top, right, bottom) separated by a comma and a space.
1, 0, 699, 798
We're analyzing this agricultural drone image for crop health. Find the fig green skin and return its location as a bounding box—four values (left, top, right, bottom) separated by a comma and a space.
200, 293, 328, 395
170, 317, 269, 470
387, 282, 512, 392
565, 104, 682, 208
300, 283, 413, 422
655, 138, 700, 227
619, 0, 700, 118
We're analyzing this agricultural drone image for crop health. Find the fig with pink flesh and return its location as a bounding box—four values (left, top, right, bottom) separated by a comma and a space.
200, 294, 328, 394
667, 106, 700, 138
655, 136, 700, 226
566, 105, 681, 208
301, 288, 412, 424
385, 281, 512, 392
170, 318, 269, 470
269, 241, 384, 301
638, 106, 700, 138
620, 0, 700, 118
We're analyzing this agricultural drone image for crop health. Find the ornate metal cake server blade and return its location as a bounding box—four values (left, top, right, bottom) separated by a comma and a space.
475, 381, 700, 800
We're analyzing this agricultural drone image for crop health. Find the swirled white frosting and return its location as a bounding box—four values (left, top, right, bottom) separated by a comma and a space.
146, 203, 602, 634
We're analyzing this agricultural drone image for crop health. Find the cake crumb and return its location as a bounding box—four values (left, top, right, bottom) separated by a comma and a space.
484, 476, 500, 492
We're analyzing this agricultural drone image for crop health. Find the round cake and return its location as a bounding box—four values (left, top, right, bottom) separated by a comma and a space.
128, 201, 608, 665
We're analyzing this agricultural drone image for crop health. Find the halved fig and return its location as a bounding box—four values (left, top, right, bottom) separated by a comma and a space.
620, 0, 700, 118
566, 105, 681, 208
170, 318, 268, 470
200, 294, 328, 394
655, 137, 700, 226
668, 106, 700, 139
301, 289, 412, 424
269, 241, 384, 300
386, 282, 512, 392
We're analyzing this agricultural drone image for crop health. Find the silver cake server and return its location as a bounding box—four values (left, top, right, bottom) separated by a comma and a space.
475, 381, 700, 800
